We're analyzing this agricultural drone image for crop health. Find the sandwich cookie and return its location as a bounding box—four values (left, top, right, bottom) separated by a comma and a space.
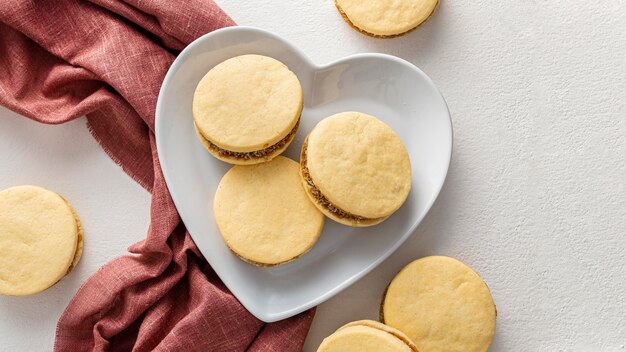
0, 186, 83, 296
381, 256, 497, 352
193, 54, 303, 165
214, 156, 324, 267
317, 320, 418, 352
335, 0, 439, 38
300, 112, 411, 227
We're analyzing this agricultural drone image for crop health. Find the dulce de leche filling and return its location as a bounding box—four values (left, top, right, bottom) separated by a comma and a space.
200, 119, 299, 161
300, 139, 382, 223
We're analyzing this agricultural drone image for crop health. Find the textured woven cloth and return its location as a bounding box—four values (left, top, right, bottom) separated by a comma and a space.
0, 1, 314, 351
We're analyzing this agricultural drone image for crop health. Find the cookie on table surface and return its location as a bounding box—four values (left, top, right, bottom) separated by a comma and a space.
214, 156, 324, 267
300, 111, 411, 227
193, 54, 303, 165
317, 319, 418, 352
381, 256, 497, 352
335, 0, 439, 38
0, 185, 83, 296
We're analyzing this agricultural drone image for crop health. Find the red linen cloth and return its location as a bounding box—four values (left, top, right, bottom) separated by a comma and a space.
0, 1, 314, 351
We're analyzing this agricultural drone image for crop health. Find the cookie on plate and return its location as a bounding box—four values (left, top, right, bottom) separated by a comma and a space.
0, 185, 83, 296
317, 320, 418, 352
193, 54, 303, 165
381, 256, 497, 352
300, 111, 411, 227
214, 156, 324, 267
335, 0, 439, 38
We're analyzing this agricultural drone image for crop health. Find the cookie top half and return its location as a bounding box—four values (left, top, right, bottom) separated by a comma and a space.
214, 156, 324, 266
317, 320, 418, 352
305, 112, 411, 220
193, 54, 303, 153
0, 185, 81, 296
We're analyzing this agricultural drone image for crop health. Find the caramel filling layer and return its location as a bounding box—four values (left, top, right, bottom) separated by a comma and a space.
301, 140, 381, 223
201, 119, 299, 161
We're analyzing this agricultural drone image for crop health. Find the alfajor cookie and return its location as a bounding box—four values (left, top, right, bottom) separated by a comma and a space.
214, 156, 324, 267
300, 112, 411, 227
0, 185, 83, 296
317, 320, 418, 352
335, 0, 439, 38
381, 256, 497, 352
193, 54, 303, 165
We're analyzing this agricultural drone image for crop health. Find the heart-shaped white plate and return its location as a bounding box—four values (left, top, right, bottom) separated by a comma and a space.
155, 27, 452, 322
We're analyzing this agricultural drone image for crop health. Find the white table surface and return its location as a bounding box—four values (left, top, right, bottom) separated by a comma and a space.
1, 1, 625, 351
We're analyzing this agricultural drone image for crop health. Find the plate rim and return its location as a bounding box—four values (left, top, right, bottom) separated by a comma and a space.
155, 26, 453, 322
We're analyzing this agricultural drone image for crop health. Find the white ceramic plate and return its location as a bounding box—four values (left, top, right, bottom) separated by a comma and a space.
155, 27, 452, 322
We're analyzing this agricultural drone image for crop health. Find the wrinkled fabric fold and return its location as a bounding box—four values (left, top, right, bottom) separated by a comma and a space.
0, 1, 315, 351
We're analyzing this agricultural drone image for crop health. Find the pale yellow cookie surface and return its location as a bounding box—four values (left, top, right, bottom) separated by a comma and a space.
335, 0, 439, 37
193, 54, 302, 153
305, 112, 411, 220
0, 186, 81, 296
317, 320, 417, 352
382, 256, 497, 352
214, 156, 324, 266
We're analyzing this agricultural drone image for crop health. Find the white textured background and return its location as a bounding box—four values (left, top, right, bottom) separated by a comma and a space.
1, 1, 625, 351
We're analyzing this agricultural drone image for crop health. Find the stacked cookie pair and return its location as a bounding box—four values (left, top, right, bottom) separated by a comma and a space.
335, 0, 439, 38
319, 256, 497, 352
0, 186, 83, 296
193, 55, 412, 267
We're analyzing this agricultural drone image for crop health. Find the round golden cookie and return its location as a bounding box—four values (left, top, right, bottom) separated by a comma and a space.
214, 156, 324, 267
381, 256, 497, 352
193, 54, 303, 164
300, 112, 411, 227
0, 185, 83, 296
335, 0, 439, 38
317, 320, 418, 352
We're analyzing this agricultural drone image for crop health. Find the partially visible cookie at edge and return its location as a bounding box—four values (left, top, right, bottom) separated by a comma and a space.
0, 185, 83, 296
317, 319, 418, 352
335, 0, 439, 38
